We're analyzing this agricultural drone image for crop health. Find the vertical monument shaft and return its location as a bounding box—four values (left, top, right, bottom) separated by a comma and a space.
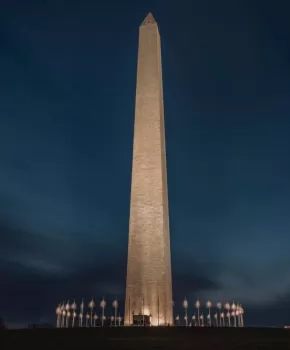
125, 13, 173, 326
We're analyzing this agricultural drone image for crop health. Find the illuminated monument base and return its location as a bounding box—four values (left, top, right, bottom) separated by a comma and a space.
124, 12, 173, 326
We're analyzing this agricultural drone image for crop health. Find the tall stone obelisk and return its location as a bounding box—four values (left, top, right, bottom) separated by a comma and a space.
125, 13, 173, 326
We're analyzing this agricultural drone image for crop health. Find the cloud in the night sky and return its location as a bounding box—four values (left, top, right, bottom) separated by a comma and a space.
0, 0, 290, 327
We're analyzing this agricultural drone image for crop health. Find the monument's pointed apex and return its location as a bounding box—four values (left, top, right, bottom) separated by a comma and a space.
141, 12, 156, 26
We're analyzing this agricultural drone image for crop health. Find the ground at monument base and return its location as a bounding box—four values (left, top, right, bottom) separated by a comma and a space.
2, 327, 290, 349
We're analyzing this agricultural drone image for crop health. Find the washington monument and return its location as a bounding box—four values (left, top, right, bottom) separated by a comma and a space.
125, 13, 173, 326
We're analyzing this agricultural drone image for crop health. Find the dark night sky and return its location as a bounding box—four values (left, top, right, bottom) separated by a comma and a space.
1, 0, 290, 328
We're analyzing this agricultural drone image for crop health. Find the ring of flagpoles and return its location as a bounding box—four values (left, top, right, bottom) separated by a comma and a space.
56, 297, 245, 328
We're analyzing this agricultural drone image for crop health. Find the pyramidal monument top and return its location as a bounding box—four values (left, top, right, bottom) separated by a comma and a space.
141, 12, 157, 26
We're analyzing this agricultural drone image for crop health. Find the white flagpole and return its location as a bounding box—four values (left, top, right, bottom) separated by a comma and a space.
89, 298, 95, 327
217, 302, 222, 327
231, 311, 236, 326
65, 301, 70, 327
236, 304, 241, 327
183, 298, 188, 327
100, 297, 106, 327
61, 302, 66, 328
61, 310, 66, 328
195, 300, 200, 326
200, 313, 204, 327
231, 302, 237, 327
56, 304, 61, 328
225, 303, 230, 327
60, 302, 64, 328
240, 306, 244, 327
113, 298, 118, 327
67, 311, 71, 327
241, 306, 243, 327
93, 314, 98, 327
221, 312, 225, 327
71, 300, 77, 328
206, 301, 212, 326
214, 312, 218, 326
80, 298, 84, 327
115, 302, 117, 327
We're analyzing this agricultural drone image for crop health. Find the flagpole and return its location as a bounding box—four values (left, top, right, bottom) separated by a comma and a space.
61, 310, 65, 328
195, 300, 200, 326
80, 298, 84, 327
241, 306, 244, 327
113, 298, 118, 327
115, 299, 117, 327
56, 305, 61, 328
100, 297, 106, 327
60, 302, 64, 328
102, 304, 104, 327
61, 302, 65, 328
183, 298, 188, 327
206, 301, 212, 327
89, 298, 95, 327
231, 302, 237, 327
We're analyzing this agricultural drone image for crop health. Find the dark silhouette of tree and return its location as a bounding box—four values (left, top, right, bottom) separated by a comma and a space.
0, 316, 6, 330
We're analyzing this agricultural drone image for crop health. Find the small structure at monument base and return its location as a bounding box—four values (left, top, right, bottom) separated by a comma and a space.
132, 314, 151, 326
